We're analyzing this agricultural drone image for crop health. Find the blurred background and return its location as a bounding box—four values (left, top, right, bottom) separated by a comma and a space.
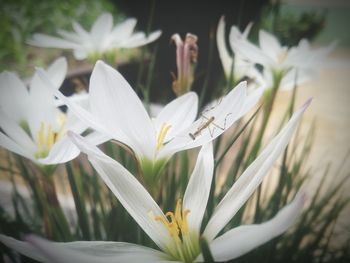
0, 0, 349, 259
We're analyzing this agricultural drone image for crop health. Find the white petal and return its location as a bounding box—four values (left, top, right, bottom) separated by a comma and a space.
155, 92, 198, 141
0, 234, 46, 262
217, 16, 233, 77
57, 29, 81, 43
89, 61, 155, 159
209, 192, 305, 262
72, 22, 90, 41
232, 38, 272, 67
38, 136, 79, 165
119, 30, 161, 48
0, 71, 29, 122
259, 30, 283, 62
110, 18, 137, 42
0, 110, 36, 153
160, 81, 249, 157
0, 131, 33, 160
242, 22, 253, 39
69, 132, 173, 251
25, 235, 167, 263
45, 57, 68, 87
28, 33, 80, 49
183, 143, 214, 236
36, 68, 118, 142
91, 13, 113, 47
203, 99, 312, 241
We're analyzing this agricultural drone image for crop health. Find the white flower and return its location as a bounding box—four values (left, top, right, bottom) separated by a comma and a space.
37, 60, 262, 179
0, 57, 107, 165
28, 12, 162, 60
217, 16, 256, 83
0, 98, 311, 262
232, 29, 336, 77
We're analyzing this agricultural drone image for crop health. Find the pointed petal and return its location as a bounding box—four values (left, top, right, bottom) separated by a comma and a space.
208, 193, 305, 262
183, 143, 214, 236
0, 131, 33, 160
69, 132, 172, 251
0, 110, 36, 153
89, 61, 155, 158
203, 99, 312, 241
217, 16, 233, 77
160, 81, 251, 158
72, 22, 90, 41
26, 235, 166, 263
155, 92, 198, 140
232, 38, 272, 67
0, 234, 46, 262
91, 13, 113, 47
110, 18, 137, 41
259, 30, 283, 62
57, 29, 81, 42
36, 68, 121, 143
242, 22, 253, 39
0, 71, 29, 122
45, 57, 68, 87
38, 136, 79, 165
28, 33, 79, 49
119, 30, 161, 48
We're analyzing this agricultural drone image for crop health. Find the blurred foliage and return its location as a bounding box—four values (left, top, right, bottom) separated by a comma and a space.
259, 0, 326, 46
0, 0, 120, 76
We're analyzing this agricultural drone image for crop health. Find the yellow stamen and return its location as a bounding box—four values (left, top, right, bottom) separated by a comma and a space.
156, 123, 172, 151
35, 114, 67, 158
153, 199, 191, 242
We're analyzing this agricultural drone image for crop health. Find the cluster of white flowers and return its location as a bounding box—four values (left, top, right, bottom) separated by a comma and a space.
0, 12, 328, 263
217, 16, 336, 91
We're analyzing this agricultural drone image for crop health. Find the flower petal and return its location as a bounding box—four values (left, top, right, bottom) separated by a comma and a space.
0, 71, 29, 123
27, 235, 166, 263
155, 92, 198, 141
160, 81, 254, 158
38, 136, 79, 165
36, 68, 121, 143
216, 16, 233, 78
0, 131, 33, 160
110, 18, 137, 42
89, 61, 155, 159
69, 132, 173, 251
28, 33, 80, 49
119, 30, 161, 48
208, 192, 305, 262
232, 38, 272, 67
0, 110, 36, 153
203, 99, 312, 241
259, 30, 282, 62
183, 143, 214, 236
0, 235, 46, 262
90, 13, 113, 48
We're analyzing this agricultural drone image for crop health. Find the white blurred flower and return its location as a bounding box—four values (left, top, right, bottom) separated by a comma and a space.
0, 99, 311, 262
0, 57, 107, 165
217, 16, 256, 84
28, 12, 162, 61
38, 60, 262, 179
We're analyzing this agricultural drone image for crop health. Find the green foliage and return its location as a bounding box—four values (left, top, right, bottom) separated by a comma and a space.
0, 0, 119, 76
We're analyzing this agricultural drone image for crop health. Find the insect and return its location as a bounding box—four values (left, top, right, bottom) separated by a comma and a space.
189, 113, 232, 140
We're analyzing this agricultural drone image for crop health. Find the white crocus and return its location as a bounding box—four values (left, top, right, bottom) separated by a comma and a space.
28, 12, 161, 61
38, 60, 262, 180
0, 57, 107, 165
217, 16, 256, 84
0, 98, 310, 262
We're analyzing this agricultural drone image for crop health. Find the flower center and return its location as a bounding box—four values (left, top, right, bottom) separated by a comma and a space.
152, 199, 199, 263
156, 122, 172, 151
35, 113, 66, 158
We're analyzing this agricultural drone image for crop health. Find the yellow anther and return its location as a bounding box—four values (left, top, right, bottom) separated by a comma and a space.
156, 123, 172, 151
152, 199, 191, 242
